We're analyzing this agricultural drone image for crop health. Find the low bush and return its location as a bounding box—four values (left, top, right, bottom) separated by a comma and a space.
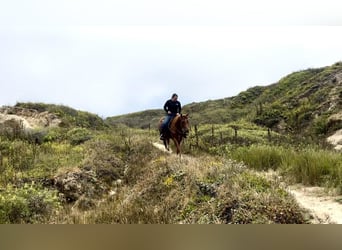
0, 184, 60, 223
66, 128, 92, 145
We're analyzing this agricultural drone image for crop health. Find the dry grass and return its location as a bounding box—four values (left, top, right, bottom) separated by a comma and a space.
53, 141, 306, 224
1, 125, 307, 224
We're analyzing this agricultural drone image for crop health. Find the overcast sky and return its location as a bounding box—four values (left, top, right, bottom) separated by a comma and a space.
1, 0, 342, 117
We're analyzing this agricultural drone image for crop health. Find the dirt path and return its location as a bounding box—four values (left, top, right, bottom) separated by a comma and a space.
327, 128, 342, 150
287, 185, 342, 224
152, 142, 172, 154
263, 170, 342, 224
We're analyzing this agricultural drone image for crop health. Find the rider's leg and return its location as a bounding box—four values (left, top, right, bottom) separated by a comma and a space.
160, 115, 172, 140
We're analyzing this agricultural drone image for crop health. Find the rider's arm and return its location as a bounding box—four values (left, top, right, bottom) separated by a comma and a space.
164, 100, 169, 113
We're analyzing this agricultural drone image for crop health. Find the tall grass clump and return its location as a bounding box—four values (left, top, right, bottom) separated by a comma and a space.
230, 145, 286, 171
281, 147, 342, 187
228, 144, 342, 191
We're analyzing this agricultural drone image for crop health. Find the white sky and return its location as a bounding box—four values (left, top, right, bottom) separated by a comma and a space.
1, 0, 342, 117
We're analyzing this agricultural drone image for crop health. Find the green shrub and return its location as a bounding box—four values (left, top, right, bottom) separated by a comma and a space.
0, 140, 11, 154
43, 128, 66, 143
7, 140, 35, 172
0, 184, 60, 223
312, 116, 329, 135
253, 108, 284, 129
67, 128, 92, 145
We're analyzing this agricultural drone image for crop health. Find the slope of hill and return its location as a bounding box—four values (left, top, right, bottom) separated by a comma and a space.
105, 109, 164, 129
106, 61, 342, 147
0, 113, 309, 224
14, 102, 107, 129
0, 106, 61, 130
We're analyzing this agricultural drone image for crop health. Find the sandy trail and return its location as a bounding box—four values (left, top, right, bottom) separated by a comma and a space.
287, 185, 342, 224
152, 142, 172, 153
327, 129, 342, 150
264, 170, 342, 224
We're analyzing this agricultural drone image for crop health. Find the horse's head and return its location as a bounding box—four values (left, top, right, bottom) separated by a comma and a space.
179, 113, 190, 138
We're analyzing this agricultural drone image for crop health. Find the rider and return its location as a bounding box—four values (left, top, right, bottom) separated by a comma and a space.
160, 93, 181, 140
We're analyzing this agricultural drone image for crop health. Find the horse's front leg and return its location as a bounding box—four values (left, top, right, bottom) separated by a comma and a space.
172, 137, 181, 155
164, 138, 170, 151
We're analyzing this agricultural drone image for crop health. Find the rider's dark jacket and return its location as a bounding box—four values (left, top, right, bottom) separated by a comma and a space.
164, 99, 181, 115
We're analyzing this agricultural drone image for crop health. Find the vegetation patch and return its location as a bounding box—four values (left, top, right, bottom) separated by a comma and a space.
0, 184, 60, 223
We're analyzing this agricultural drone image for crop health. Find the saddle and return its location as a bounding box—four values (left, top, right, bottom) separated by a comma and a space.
166, 116, 176, 130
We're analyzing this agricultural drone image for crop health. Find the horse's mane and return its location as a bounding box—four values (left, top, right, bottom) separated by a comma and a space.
169, 115, 181, 133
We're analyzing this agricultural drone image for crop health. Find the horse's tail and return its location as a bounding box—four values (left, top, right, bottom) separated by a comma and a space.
158, 117, 165, 131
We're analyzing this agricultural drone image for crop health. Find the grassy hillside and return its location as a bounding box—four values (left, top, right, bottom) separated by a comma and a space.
107, 61, 342, 140
105, 109, 164, 129
0, 121, 308, 224
1, 99, 342, 223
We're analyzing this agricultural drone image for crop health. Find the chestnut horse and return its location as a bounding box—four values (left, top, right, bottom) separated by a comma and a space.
159, 114, 190, 155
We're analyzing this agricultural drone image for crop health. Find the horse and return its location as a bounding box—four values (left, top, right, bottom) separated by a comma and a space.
158, 114, 190, 155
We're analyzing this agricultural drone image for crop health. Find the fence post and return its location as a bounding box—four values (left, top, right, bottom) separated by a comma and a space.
194, 125, 199, 148
231, 125, 238, 142
211, 124, 214, 147
268, 128, 271, 142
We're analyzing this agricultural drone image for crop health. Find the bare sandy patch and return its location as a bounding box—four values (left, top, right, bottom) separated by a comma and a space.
327, 129, 342, 150
288, 185, 342, 224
